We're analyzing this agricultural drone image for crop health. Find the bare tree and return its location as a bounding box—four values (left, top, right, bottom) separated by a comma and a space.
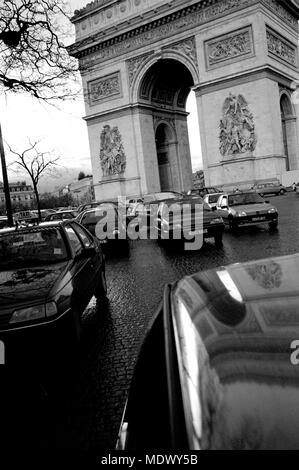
0, 0, 79, 100
7, 140, 59, 220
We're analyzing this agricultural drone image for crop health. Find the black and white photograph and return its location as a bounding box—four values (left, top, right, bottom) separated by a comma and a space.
1, 0, 299, 459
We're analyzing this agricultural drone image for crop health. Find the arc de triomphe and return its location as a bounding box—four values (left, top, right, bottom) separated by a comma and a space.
70, 0, 299, 200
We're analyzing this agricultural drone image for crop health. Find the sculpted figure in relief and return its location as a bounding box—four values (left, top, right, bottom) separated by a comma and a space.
99, 125, 126, 177
219, 93, 257, 157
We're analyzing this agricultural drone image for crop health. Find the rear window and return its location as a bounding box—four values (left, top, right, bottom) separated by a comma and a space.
0, 227, 68, 270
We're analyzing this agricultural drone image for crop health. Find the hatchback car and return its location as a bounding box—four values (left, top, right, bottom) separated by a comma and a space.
216, 191, 278, 230
254, 182, 286, 196
0, 221, 107, 365
117, 253, 299, 450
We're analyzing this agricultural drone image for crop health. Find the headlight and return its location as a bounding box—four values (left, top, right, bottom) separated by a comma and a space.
210, 218, 223, 224
10, 302, 57, 324
237, 211, 247, 217
268, 208, 277, 214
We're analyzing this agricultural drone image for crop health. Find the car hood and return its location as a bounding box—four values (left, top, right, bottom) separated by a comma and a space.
0, 262, 68, 308
172, 253, 299, 449
230, 203, 275, 213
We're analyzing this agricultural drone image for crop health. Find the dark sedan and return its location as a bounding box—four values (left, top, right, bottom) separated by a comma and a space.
76, 203, 129, 251
0, 221, 107, 365
155, 197, 224, 247
117, 253, 299, 450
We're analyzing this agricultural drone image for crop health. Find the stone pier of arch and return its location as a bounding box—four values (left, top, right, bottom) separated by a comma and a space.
70, 0, 299, 199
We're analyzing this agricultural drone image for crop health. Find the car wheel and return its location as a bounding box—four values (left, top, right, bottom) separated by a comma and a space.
269, 221, 278, 231
279, 189, 285, 195
214, 232, 223, 247
95, 267, 108, 302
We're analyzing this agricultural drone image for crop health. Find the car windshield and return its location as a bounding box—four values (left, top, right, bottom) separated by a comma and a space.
0, 227, 68, 270
208, 194, 220, 203
228, 193, 265, 206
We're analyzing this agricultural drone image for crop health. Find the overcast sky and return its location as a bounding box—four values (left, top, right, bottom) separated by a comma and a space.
2, 0, 202, 192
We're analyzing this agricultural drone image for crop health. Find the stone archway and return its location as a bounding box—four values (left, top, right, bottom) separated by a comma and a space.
70, 0, 299, 199
137, 58, 195, 193
280, 93, 298, 172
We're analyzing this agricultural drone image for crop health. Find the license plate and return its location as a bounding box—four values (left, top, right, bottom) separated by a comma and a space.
189, 229, 208, 236
252, 217, 265, 222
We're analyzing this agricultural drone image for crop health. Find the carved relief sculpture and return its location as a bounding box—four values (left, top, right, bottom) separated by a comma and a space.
219, 93, 257, 157
88, 72, 121, 105
99, 125, 126, 177
206, 27, 253, 68
267, 28, 297, 67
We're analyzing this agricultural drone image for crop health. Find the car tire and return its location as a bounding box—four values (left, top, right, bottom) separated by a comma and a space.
269, 221, 278, 231
95, 267, 108, 303
214, 232, 223, 247
279, 189, 285, 195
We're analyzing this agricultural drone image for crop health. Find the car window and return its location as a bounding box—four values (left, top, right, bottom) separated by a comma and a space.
0, 227, 68, 269
209, 194, 220, 203
64, 225, 83, 253
72, 223, 93, 248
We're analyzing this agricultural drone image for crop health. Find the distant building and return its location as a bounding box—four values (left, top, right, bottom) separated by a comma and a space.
69, 176, 95, 204
0, 181, 35, 208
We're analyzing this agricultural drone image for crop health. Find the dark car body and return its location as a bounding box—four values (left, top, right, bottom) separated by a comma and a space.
216, 191, 278, 230
117, 253, 299, 450
0, 221, 107, 365
155, 197, 224, 247
76, 203, 128, 250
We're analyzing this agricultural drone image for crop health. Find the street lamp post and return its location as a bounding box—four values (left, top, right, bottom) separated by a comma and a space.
0, 121, 13, 226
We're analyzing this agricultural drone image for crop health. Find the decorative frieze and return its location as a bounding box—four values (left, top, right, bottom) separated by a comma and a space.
261, 0, 298, 30
99, 125, 126, 176
266, 28, 297, 68
205, 26, 254, 68
76, 0, 256, 65
72, 0, 298, 67
219, 93, 257, 157
87, 71, 121, 105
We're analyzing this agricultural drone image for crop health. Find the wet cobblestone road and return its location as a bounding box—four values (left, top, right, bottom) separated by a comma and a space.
4, 193, 299, 454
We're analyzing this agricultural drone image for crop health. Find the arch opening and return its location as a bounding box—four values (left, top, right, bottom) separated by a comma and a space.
138, 58, 200, 193
280, 93, 297, 172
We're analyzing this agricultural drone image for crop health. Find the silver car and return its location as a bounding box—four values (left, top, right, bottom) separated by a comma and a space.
216, 191, 278, 230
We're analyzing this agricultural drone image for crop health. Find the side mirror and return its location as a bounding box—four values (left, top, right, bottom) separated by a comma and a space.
75, 246, 96, 261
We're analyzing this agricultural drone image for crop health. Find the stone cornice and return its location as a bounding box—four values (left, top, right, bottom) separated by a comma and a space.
69, 0, 299, 63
